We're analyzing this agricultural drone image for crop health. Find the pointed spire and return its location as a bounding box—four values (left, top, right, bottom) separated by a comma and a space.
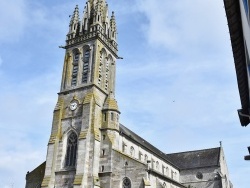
66, 0, 118, 49
81, 2, 91, 33
103, 91, 119, 112
70, 5, 80, 26
68, 5, 80, 38
110, 11, 117, 41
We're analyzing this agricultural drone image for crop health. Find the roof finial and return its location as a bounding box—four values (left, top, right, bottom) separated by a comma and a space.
220, 141, 222, 147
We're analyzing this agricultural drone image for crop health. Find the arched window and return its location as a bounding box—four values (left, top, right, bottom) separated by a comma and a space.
144, 154, 148, 162
166, 167, 169, 176
82, 49, 90, 83
71, 52, 80, 86
130, 146, 135, 157
156, 161, 159, 170
105, 58, 110, 91
122, 177, 131, 188
65, 132, 78, 167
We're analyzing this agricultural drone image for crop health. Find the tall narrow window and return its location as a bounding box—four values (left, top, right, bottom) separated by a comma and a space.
65, 132, 78, 167
98, 53, 103, 85
71, 53, 79, 86
82, 49, 90, 83
111, 112, 114, 121
166, 167, 169, 176
105, 60, 109, 90
130, 146, 135, 157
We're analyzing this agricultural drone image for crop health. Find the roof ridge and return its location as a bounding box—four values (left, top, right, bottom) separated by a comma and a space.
166, 147, 220, 155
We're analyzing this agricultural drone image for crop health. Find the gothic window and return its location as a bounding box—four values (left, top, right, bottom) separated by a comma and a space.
130, 146, 135, 157
144, 154, 148, 162
122, 177, 131, 188
139, 151, 142, 161
98, 51, 105, 86
82, 49, 90, 83
162, 165, 165, 175
166, 167, 169, 176
156, 161, 159, 170
71, 53, 80, 86
171, 170, 174, 179
105, 59, 109, 90
122, 142, 127, 153
151, 159, 155, 169
65, 132, 78, 167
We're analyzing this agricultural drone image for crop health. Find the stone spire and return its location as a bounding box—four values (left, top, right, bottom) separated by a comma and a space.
66, 0, 117, 43
110, 11, 117, 41
103, 91, 119, 112
67, 5, 80, 39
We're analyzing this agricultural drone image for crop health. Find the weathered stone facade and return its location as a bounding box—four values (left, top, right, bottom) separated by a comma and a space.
25, 1, 233, 188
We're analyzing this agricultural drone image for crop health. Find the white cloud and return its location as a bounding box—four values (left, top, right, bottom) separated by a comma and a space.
135, 0, 230, 55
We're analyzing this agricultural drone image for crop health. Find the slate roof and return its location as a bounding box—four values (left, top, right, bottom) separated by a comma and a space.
223, 0, 250, 126
120, 124, 221, 171
119, 124, 178, 168
165, 147, 221, 170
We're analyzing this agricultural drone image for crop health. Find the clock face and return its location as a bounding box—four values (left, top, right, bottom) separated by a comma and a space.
70, 101, 78, 111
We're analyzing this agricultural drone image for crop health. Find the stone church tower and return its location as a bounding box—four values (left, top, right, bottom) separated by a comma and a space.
26, 1, 233, 188
41, 1, 120, 187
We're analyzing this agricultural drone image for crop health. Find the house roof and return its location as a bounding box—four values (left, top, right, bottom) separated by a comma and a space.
223, 0, 250, 126
165, 147, 221, 170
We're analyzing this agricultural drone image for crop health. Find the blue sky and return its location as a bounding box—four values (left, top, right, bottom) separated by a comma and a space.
0, 0, 250, 187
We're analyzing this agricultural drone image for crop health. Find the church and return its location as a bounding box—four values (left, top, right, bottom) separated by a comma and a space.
25, 0, 233, 187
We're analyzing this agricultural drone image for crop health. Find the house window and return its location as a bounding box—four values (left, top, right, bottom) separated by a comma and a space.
144, 154, 148, 162
122, 177, 131, 188
82, 50, 90, 83
65, 132, 78, 167
162, 165, 165, 175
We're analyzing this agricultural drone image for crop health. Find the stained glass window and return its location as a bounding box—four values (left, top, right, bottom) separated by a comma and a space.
122, 177, 131, 188
65, 132, 78, 167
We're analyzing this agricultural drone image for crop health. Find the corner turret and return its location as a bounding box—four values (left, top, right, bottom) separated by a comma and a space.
102, 92, 120, 131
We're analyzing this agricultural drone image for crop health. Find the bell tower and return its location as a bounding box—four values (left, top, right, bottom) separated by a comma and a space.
41, 0, 120, 187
